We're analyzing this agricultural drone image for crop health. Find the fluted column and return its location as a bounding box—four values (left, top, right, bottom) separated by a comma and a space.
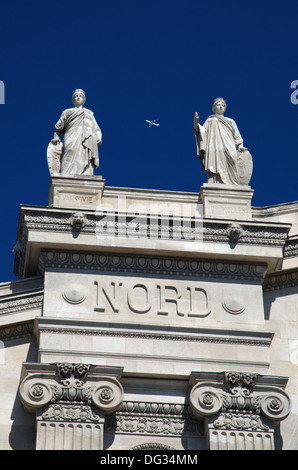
19, 362, 124, 450
189, 371, 291, 450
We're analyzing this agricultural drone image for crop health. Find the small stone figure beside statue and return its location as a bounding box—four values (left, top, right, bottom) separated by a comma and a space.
194, 97, 252, 185
47, 89, 102, 176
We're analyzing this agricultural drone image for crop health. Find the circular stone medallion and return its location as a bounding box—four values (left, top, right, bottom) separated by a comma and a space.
222, 296, 245, 315
62, 284, 86, 304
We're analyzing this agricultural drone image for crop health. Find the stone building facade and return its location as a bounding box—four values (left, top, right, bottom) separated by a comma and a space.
0, 175, 297, 450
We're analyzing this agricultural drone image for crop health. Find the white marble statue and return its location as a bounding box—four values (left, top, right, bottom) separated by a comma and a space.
194, 98, 252, 185
48, 89, 102, 176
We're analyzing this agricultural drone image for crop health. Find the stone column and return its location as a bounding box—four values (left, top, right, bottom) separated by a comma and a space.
189, 371, 291, 450
19, 362, 123, 450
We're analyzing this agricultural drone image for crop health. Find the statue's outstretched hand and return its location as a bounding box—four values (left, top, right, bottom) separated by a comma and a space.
194, 112, 199, 129
238, 145, 247, 152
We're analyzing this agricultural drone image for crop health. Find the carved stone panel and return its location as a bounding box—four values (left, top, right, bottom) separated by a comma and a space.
104, 401, 204, 440
41, 252, 268, 327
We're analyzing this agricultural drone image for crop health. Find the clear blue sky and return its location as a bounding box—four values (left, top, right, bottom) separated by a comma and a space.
0, 0, 297, 282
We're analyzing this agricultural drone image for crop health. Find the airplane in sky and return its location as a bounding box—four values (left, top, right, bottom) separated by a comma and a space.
145, 119, 160, 127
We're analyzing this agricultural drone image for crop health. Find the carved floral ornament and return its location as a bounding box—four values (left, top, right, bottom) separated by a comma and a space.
19, 362, 124, 415
190, 372, 291, 423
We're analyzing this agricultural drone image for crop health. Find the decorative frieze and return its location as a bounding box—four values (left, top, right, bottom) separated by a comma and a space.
211, 411, 269, 432
263, 268, 298, 291
40, 403, 101, 423
0, 321, 34, 342
16, 207, 289, 247
105, 401, 203, 438
284, 238, 298, 259
39, 250, 267, 282
0, 291, 43, 316
37, 321, 273, 348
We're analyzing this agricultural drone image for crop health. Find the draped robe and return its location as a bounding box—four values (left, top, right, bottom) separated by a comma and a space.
195, 114, 243, 184
55, 107, 102, 175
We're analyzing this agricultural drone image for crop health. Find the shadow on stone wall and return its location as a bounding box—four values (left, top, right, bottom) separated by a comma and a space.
8, 336, 38, 450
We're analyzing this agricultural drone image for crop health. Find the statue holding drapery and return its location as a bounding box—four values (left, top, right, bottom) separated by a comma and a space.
194, 98, 252, 185
47, 89, 102, 176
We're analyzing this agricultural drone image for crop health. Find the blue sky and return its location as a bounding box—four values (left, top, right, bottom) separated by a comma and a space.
0, 0, 297, 282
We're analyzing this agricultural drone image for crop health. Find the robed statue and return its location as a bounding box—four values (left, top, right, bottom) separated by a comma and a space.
194, 98, 252, 185
47, 89, 102, 176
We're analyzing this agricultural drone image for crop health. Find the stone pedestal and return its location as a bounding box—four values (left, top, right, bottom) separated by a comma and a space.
200, 183, 254, 220
48, 175, 105, 210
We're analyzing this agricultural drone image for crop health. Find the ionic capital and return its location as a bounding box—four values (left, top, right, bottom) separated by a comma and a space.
189, 371, 291, 424
19, 362, 124, 414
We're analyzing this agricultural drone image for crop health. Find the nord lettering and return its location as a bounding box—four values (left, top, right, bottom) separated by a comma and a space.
94, 280, 211, 318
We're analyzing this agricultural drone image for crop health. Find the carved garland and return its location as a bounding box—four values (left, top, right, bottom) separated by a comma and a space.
104, 401, 203, 437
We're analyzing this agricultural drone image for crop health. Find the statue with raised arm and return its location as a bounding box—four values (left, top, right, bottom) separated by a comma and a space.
47, 89, 102, 176
194, 98, 252, 185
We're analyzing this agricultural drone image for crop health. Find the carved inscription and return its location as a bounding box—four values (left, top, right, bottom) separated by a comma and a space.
60, 192, 95, 204
94, 279, 211, 318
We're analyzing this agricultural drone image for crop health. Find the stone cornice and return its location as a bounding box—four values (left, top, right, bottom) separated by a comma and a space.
284, 238, 298, 259
36, 317, 274, 349
263, 267, 298, 292
0, 321, 34, 342
16, 206, 290, 247
0, 289, 43, 316
13, 205, 290, 278
252, 201, 298, 218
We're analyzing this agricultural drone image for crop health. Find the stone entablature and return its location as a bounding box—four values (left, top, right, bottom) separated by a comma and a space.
14, 205, 289, 279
